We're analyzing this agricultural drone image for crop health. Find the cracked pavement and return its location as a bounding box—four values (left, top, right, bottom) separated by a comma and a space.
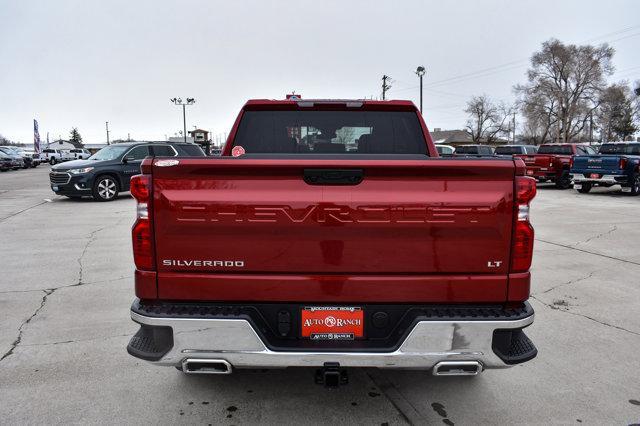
1, 167, 640, 425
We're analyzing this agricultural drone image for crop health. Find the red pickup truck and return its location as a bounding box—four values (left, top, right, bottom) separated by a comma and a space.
516, 143, 597, 188
126, 98, 537, 385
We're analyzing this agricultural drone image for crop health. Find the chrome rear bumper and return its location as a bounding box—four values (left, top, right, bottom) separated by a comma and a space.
571, 174, 625, 185
129, 309, 535, 370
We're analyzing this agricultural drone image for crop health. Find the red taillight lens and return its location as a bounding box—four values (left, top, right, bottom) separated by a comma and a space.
132, 220, 155, 270
516, 176, 536, 204
511, 176, 536, 273
130, 174, 151, 202
511, 221, 534, 273
131, 174, 154, 271
620, 157, 627, 170
569, 156, 574, 168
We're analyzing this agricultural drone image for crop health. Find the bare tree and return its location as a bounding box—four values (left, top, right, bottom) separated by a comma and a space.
464, 95, 512, 143
334, 127, 355, 145
516, 86, 558, 145
515, 39, 614, 143
0, 134, 22, 146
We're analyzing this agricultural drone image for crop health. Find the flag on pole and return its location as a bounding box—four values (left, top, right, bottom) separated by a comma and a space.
33, 119, 41, 154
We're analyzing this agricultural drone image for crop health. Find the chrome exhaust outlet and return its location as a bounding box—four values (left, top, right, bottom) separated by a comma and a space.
432, 361, 482, 376
181, 358, 233, 374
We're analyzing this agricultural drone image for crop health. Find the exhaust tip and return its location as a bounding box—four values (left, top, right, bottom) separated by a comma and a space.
432, 361, 482, 376
182, 358, 232, 374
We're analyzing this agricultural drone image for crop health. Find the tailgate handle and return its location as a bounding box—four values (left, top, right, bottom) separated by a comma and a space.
303, 169, 364, 185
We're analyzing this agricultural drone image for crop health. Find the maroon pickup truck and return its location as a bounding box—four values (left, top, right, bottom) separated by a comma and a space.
516, 143, 597, 188
126, 98, 538, 385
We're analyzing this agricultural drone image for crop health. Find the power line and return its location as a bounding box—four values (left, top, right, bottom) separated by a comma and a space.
607, 31, 640, 44
391, 25, 640, 95
582, 24, 640, 43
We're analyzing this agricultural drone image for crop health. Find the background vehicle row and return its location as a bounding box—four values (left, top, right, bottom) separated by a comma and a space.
570, 142, 640, 195
0, 146, 40, 170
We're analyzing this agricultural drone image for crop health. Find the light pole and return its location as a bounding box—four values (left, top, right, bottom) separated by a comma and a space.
415, 66, 426, 114
105, 121, 110, 145
170, 97, 196, 143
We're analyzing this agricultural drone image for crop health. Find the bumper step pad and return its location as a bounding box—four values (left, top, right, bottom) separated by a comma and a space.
492, 328, 537, 365
127, 324, 173, 361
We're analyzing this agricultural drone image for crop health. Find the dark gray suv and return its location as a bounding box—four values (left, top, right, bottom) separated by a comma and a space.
49, 141, 205, 201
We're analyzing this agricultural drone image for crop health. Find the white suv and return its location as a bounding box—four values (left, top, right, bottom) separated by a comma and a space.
41, 149, 73, 164
70, 148, 91, 160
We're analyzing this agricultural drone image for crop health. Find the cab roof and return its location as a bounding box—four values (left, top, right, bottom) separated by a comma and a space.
243, 98, 418, 111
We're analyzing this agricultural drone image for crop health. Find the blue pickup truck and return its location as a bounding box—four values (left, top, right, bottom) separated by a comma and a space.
570, 143, 640, 195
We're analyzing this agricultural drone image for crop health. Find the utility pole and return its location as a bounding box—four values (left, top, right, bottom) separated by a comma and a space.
512, 112, 516, 143
381, 75, 391, 100
415, 66, 426, 114
170, 97, 196, 143
105, 121, 110, 145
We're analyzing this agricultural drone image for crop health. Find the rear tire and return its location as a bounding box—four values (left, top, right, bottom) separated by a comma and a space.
555, 172, 572, 189
577, 183, 592, 193
50, 158, 57, 165
92, 176, 119, 201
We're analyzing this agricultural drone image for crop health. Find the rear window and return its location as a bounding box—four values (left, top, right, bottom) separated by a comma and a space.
43, 149, 55, 153
232, 111, 427, 155
152, 145, 177, 156
455, 146, 479, 154
599, 144, 640, 155
177, 144, 206, 156
537, 145, 573, 155
436, 145, 454, 154
495, 146, 522, 155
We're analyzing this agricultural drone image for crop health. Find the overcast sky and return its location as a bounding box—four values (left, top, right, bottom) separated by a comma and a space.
1, 0, 639, 146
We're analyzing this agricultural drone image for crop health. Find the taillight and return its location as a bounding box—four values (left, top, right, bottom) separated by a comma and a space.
569, 156, 574, 168
132, 220, 154, 270
131, 174, 155, 270
620, 157, 627, 170
516, 175, 536, 205
130, 174, 151, 201
511, 176, 536, 273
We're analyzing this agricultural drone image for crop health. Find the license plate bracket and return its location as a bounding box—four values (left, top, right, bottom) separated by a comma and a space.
301, 307, 364, 340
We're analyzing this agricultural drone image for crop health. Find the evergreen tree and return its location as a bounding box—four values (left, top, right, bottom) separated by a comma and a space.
69, 128, 83, 146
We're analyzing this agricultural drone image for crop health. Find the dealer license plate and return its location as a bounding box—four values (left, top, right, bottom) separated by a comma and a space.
590, 173, 601, 179
301, 307, 364, 340
526, 170, 534, 176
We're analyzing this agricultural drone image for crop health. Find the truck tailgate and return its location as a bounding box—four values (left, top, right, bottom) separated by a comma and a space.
152, 158, 518, 302
572, 155, 621, 172
519, 154, 553, 169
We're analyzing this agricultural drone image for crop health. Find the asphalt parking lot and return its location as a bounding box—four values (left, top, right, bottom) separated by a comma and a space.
1, 166, 639, 425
